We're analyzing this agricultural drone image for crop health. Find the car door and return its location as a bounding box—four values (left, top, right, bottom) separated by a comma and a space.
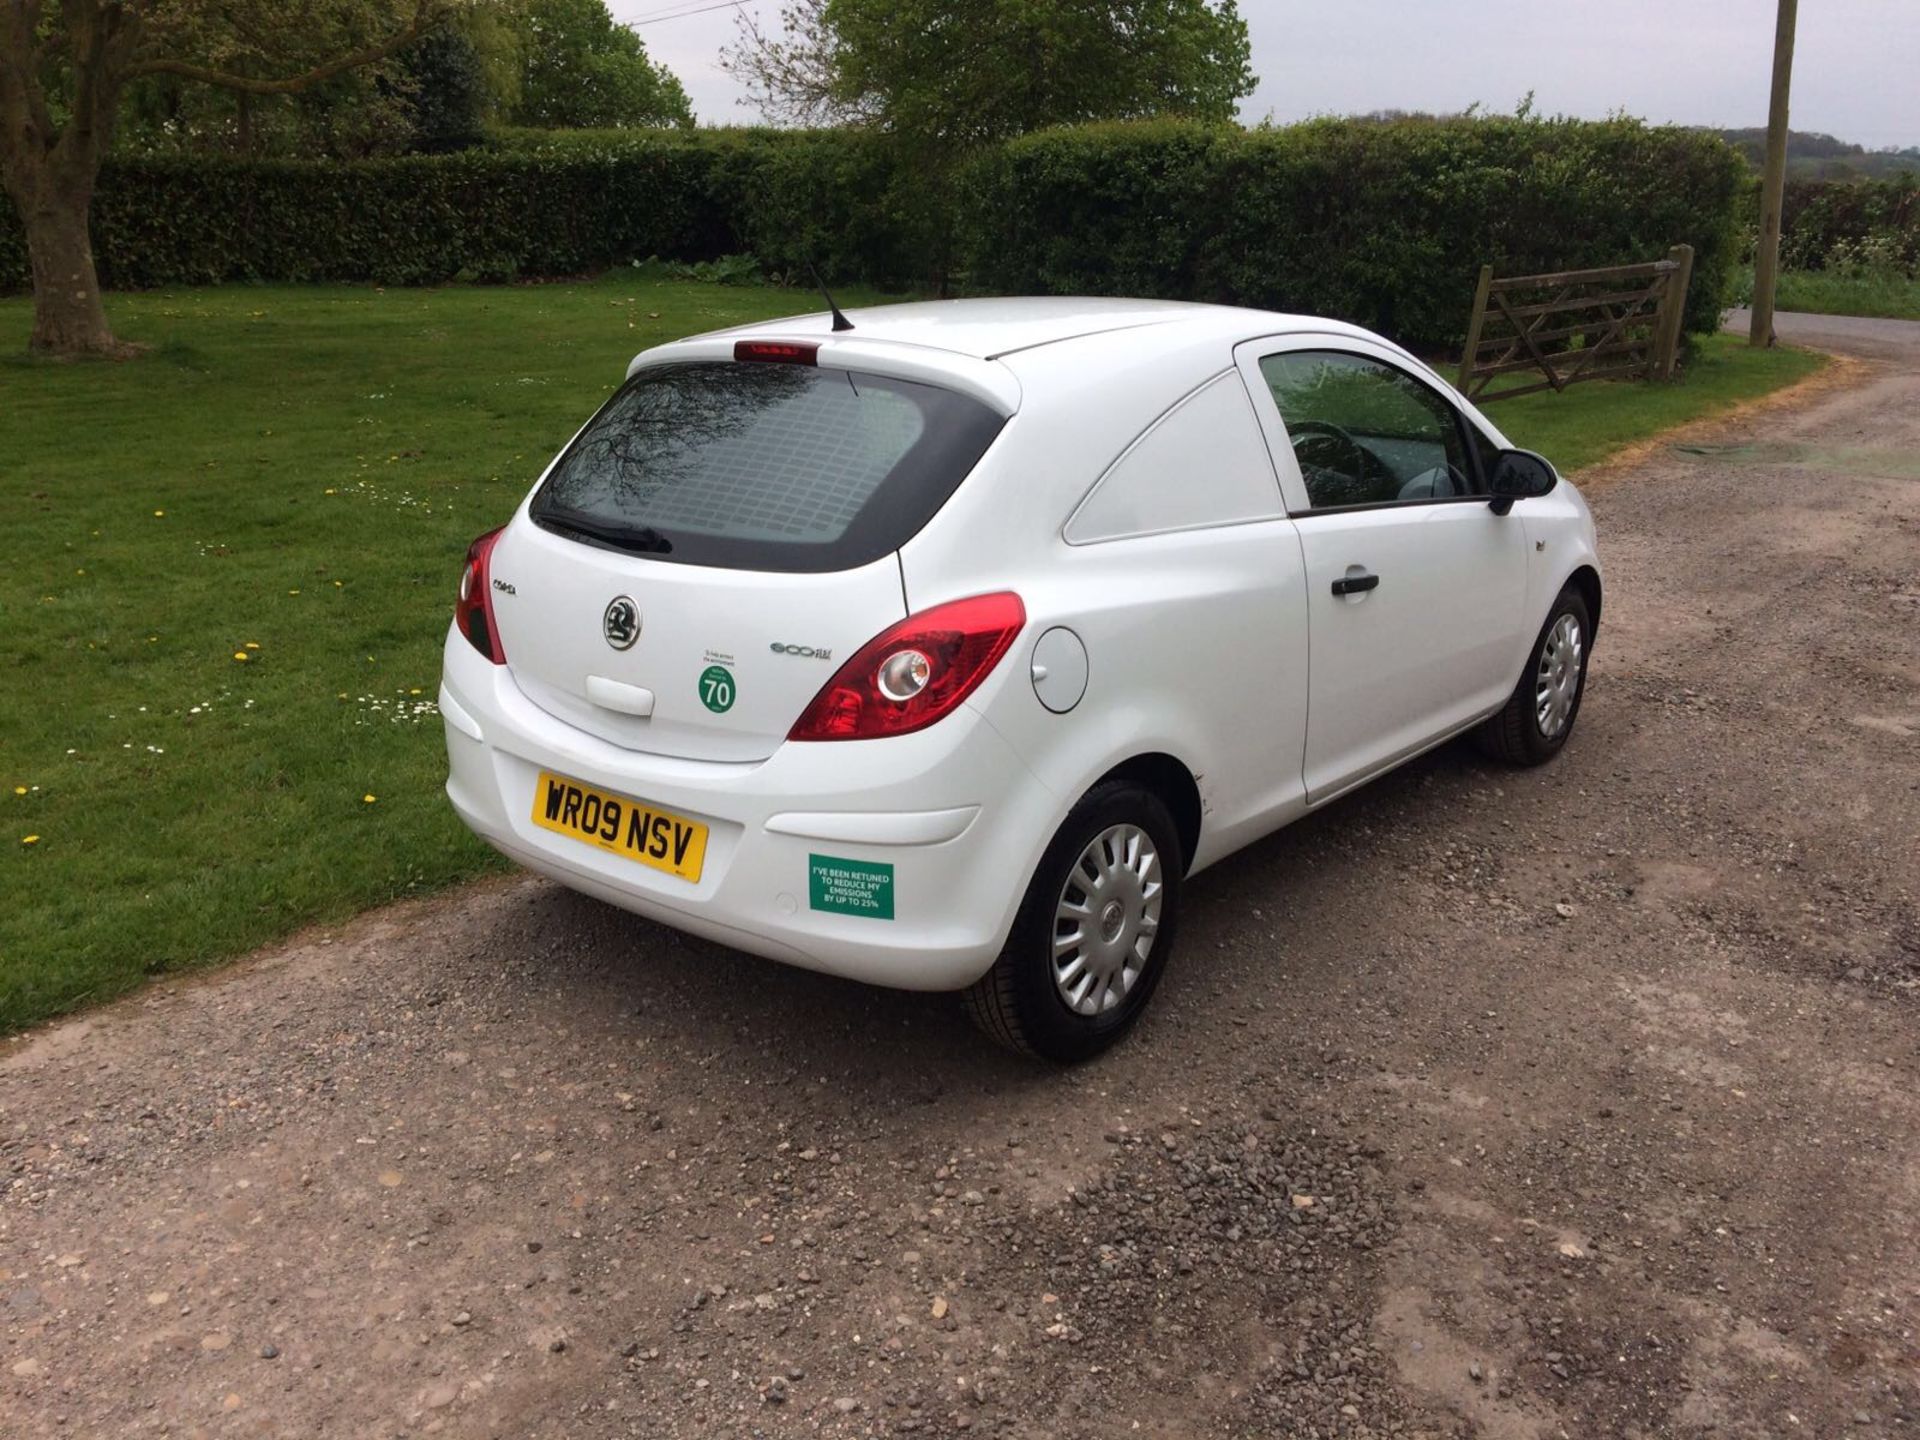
1235, 337, 1529, 804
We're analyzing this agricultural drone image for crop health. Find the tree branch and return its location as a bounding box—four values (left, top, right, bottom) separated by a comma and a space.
1, 0, 58, 160
54, 0, 142, 177
121, 2, 448, 95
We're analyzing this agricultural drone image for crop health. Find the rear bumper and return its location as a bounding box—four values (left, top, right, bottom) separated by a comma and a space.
440, 627, 1061, 991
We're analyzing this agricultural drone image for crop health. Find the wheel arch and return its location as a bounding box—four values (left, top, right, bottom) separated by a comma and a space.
1093, 752, 1203, 875
1566, 563, 1602, 640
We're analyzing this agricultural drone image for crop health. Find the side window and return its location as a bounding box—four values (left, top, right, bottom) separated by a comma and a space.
1258, 351, 1479, 511
1064, 371, 1283, 544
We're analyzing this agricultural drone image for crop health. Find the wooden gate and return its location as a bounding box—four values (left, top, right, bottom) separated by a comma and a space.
1457, 244, 1695, 402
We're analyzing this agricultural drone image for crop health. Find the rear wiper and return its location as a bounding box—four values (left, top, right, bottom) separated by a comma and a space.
540, 510, 674, 555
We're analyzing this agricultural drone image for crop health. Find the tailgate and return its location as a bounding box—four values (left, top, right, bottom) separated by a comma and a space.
489, 521, 902, 763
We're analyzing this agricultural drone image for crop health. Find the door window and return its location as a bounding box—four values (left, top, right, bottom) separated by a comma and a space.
1258, 351, 1479, 510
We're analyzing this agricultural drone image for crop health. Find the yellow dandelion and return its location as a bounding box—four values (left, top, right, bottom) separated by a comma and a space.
244, 642, 260, 650
324, 488, 336, 495
362, 794, 377, 804
233, 652, 250, 662
22, 835, 39, 846
288, 589, 300, 595
153, 510, 165, 518
12, 786, 25, 796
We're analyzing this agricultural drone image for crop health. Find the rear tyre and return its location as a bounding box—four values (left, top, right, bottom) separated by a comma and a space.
1476, 586, 1592, 766
964, 781, 1183, 1063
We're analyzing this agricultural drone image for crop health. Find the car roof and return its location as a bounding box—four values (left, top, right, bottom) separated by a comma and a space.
712, 296, 1376, 361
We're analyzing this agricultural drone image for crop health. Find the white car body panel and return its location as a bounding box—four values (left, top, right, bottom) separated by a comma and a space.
1288, 501, 1529, 802
631, 328, 1026, 415
442, 297, 1601, 991
442, 628, 1055, 989
488, 526, 907, 764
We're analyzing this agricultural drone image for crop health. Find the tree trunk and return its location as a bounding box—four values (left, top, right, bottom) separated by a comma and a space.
0, 0, 134, 359
19, 182, 123, 359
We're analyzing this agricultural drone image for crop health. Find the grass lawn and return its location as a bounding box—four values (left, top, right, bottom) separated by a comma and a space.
1486, 332, 1826, 471
0, 273, 904, 1033
1768, 268, 1920, 323
0, 279, 1824, 1034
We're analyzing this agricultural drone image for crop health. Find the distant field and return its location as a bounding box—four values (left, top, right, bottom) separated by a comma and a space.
1766, 268, 1920, 323
0, 279, 1824, 1034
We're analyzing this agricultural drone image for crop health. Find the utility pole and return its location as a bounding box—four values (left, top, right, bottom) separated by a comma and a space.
1750, 0, 1798, 347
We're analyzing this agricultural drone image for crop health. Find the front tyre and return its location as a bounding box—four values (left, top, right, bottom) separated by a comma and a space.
1477, 585, 1593, 766
964, 781, 1184, 1063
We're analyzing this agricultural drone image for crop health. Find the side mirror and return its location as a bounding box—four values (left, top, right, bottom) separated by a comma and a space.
1488, 449, 1558, 515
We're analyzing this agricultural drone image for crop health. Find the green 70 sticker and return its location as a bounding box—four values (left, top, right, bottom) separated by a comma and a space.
699, 664, 735, 714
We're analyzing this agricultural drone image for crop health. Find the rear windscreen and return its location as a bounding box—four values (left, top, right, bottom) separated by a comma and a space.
530, 362, 1006, 572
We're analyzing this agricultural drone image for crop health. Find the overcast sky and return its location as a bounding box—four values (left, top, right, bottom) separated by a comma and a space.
611, 0, 1917, 149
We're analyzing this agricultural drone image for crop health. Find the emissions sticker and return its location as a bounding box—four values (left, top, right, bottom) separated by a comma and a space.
808, 855, 895, 919
698, 664, 736, 714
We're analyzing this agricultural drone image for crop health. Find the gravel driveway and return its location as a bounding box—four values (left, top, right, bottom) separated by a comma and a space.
4, 314, 1917, 1440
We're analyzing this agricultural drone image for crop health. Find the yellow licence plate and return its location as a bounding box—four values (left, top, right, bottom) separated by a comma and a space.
530, 771, 709, 883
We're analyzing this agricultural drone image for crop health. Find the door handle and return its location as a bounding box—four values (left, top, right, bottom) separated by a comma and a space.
1331, 571, 1380, 596
586, 675, 656, 717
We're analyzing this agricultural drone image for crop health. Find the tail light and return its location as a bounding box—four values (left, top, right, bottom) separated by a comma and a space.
734, 339, 819, 365
456, 527, 507, 664
789, 592, 1025, 741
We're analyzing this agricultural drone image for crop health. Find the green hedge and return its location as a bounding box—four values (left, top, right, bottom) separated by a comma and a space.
1778, 175, 1919, 274
1, 117, 1749, 352
0, 130, 922, 292
0, 146, 720, 289
962, 116, 1746, 349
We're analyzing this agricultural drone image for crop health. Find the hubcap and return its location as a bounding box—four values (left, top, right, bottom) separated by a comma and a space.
1052, 824, 1163, 1017
1535, 612, 1585, 739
